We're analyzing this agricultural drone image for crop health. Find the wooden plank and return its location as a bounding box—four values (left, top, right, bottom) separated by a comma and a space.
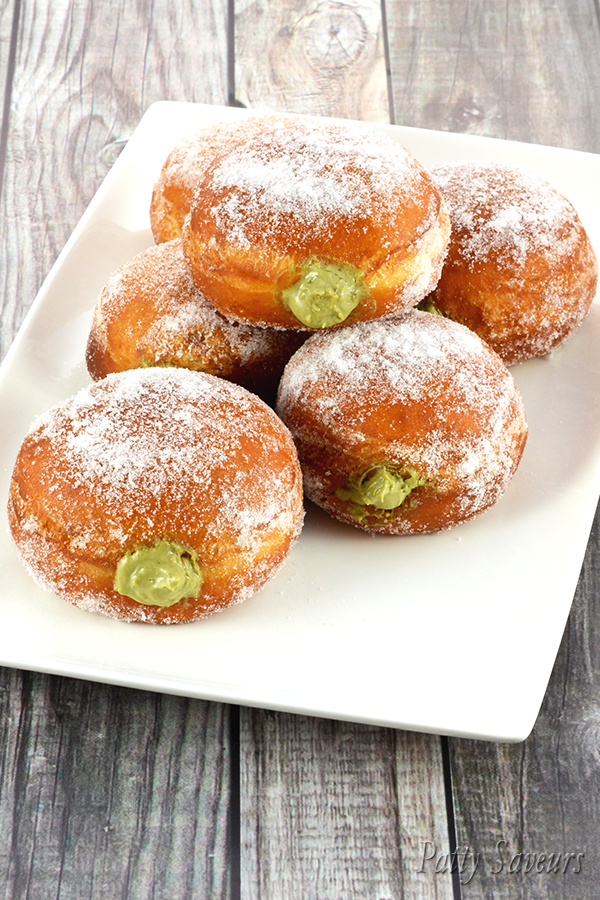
0, 0, 229, 362
240, 710, 453, 900
385, 0, 600, 150
0, 2, 233, 897
234, 0, 390, 122
384, 1, 600, 897
0, 0, 17, 204
0, 1, 16, 91
233, 3, 454, 895
234, 3, 453, 896
448, 520, 600, 898
0, 672, 233, 899
0, 0, 17, 123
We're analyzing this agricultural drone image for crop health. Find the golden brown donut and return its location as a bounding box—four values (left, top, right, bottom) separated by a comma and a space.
183, 116, 451, 331
8, 368, 304, 624
428, 161, 598, 364
150, 115, 276, 244
86, 239, 305, 404
276, 311, 528, 534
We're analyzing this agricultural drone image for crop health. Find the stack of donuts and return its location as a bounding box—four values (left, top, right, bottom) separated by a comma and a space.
7, 112, 598, 623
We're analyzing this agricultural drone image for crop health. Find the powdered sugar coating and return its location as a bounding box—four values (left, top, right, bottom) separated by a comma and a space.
96, 241, 282, 363
150, 114, 282, 243
183, 116, 450, 329
206, 119, 437, 248
8, 368, 304, 623
197, 117, 439, 252
276, 312, 528, 534
430, 161, 598, 363
433, 161, 581, 266
86, 239, 304, 401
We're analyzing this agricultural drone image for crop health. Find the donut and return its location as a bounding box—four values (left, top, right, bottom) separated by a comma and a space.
8, 368, 304, 624
428, 161, 598, 364
86, 239, 305, 404
275, 311, 528, 534
150, 115, 277, 244
183, 116, 451, 331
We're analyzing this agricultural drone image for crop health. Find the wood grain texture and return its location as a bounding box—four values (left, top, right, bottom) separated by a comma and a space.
385, 0, 600, 150
240, 710, 453, 900
448, 509, 600, 899
384, 2, 600, 896
2, 1, 600, 898
0, 3, 234, 898
0, 1, 16, 119
0, 0, 16, 206
0, 0, 229, 362
234, 3, 453, 897
0, 673, 233, 899
234, 0, 390, 122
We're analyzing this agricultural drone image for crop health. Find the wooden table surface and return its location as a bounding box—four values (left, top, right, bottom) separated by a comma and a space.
1, 2, 600, 898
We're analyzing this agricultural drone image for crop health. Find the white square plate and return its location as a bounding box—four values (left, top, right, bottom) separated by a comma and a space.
1, 102, 599, 741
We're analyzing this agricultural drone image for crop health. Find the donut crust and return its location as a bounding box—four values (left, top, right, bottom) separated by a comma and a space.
182, 116, 450, 330
430, 161, 598, 364
86, 239, 305, 404
150, 115, 280, 244
276, 312, 528, 534
8, 369, 304, 623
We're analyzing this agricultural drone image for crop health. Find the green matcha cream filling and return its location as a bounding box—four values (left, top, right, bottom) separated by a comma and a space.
337, 466, 426, 511
281, 259, 367, 328
416, 296, 443, 316
114, 540, 203, 608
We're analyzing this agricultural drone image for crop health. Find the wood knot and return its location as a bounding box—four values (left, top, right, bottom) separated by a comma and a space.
300, 3, 368, 70
99, 137, 128, 168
